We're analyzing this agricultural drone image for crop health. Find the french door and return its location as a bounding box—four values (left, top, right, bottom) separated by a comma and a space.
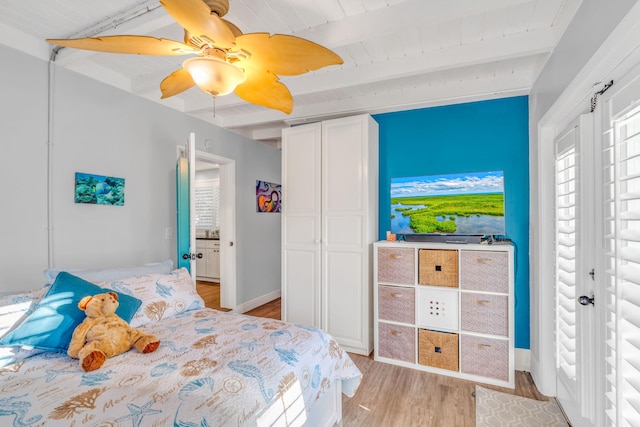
553, 115, 596, 426
553, 61, 640, 426
599, 64, 640, 427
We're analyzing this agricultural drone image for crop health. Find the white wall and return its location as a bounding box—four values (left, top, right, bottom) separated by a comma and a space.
0, 44, 281, 308
0, 45, 49, 290
528, 0, 638, 394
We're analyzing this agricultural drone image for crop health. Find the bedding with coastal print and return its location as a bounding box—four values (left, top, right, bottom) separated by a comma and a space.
0, 308, 362, 427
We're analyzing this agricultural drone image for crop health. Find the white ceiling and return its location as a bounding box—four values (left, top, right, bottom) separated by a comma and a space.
0, 0, 580, 147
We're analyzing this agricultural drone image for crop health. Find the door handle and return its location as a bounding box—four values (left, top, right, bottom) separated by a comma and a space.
578, 294, 595, 306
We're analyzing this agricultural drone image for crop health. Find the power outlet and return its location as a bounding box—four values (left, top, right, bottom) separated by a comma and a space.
165, 227, 173, 240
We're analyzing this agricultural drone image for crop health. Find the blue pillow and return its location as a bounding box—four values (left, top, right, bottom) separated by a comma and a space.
0, 272, 142, 352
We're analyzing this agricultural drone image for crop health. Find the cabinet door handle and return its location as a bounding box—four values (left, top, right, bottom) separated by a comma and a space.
389, 293, 403, 298
475, 258, 492, 264
389, 253, 402, 259
476, 343, 492, 350
389, 330, 403, 336
475, 300, 492, 306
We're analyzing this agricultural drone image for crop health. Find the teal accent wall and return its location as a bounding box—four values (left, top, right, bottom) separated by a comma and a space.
374, 96, 530, 349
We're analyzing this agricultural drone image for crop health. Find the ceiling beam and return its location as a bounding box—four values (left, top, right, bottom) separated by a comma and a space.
249, 126, 288, 141
0, 22, 51, 61
204, 55, 544, 128
62, 60, 132, 92
53, 5, 176, 66
179, 25, 555, 114
286, 0, 535, 48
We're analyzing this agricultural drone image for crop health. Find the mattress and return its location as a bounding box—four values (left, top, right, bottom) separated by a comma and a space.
0, 308, 362, 426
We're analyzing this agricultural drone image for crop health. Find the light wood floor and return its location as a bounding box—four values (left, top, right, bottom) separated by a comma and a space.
196, 282, 549, 426
196, 281, 227, 311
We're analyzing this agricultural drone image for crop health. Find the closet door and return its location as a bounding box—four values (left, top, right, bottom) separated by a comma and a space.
321, 115, 376, 354
282, 123, 322, 327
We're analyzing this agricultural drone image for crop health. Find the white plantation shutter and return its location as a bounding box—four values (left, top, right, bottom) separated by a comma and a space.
555, 127, 578, 388
602, 99, 640, 427
195, 179, 220, 231
213, 180, 220, 230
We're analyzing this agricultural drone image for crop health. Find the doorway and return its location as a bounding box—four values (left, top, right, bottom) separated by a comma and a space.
534, 12, 640, 423
194, 150, 237, 311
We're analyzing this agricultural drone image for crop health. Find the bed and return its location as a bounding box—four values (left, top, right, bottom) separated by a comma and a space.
0, 265, 362, 427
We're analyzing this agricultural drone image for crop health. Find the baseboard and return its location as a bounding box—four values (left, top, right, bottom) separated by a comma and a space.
515, 348, 531, 371
528, 353, 557, 396
232, 289, 281, 314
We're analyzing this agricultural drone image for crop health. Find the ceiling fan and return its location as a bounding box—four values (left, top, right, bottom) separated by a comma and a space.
46, 0, 343, 114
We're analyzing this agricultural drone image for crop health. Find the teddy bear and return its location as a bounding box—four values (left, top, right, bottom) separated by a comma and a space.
67, 292, 160, 371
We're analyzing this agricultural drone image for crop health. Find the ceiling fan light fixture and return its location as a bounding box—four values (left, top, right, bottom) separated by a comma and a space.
183, 55, 245, 96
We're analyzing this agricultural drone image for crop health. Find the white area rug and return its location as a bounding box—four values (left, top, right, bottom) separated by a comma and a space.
475, 386, 568, 426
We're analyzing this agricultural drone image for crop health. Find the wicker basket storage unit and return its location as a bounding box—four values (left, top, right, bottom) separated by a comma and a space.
418, 249, 459, 287
418, 329, 459, 371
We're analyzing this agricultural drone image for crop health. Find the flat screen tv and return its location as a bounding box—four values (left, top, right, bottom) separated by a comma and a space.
390, 170, 505, 237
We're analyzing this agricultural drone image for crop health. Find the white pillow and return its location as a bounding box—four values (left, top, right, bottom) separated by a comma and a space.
0, 288, 47, 367
99, 268, 205, 327
43, 259, 174, 286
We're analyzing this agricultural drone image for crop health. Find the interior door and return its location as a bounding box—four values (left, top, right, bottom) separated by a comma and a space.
281, 123, 322, 327
554, 115, 596, 426
176, 133, 196, 273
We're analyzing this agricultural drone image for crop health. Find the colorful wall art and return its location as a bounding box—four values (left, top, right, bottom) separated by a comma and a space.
75, 172, 125, 206
256, 180, 281, 213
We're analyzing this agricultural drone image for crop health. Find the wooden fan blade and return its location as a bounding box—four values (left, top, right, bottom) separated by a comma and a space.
234, 66, 293, 114
234, 33, 342, 76
46, 35, 197, 55
160, 68, 196, 99
160, 0, 235, 49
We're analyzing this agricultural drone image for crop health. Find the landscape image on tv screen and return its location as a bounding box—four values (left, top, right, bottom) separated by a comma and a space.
391, 170, 505, 235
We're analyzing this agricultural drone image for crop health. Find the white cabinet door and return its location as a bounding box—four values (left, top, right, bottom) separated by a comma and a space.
282, 123, 322, 328
209, 243, 220, 280
322, 116, 374, 351
282, 115, 377, 355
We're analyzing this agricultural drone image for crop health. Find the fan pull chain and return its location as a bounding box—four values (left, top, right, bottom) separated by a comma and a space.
212, 95, 216, 118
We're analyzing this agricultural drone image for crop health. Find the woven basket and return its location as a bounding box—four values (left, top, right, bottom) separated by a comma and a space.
378, 322, 416, 363
459, 250, 509, 293
378, 247, 416, 284
418, 249, 459, 287
460, 335, 508, 381
460, 293, 508, 336
418, 329, 459, 371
